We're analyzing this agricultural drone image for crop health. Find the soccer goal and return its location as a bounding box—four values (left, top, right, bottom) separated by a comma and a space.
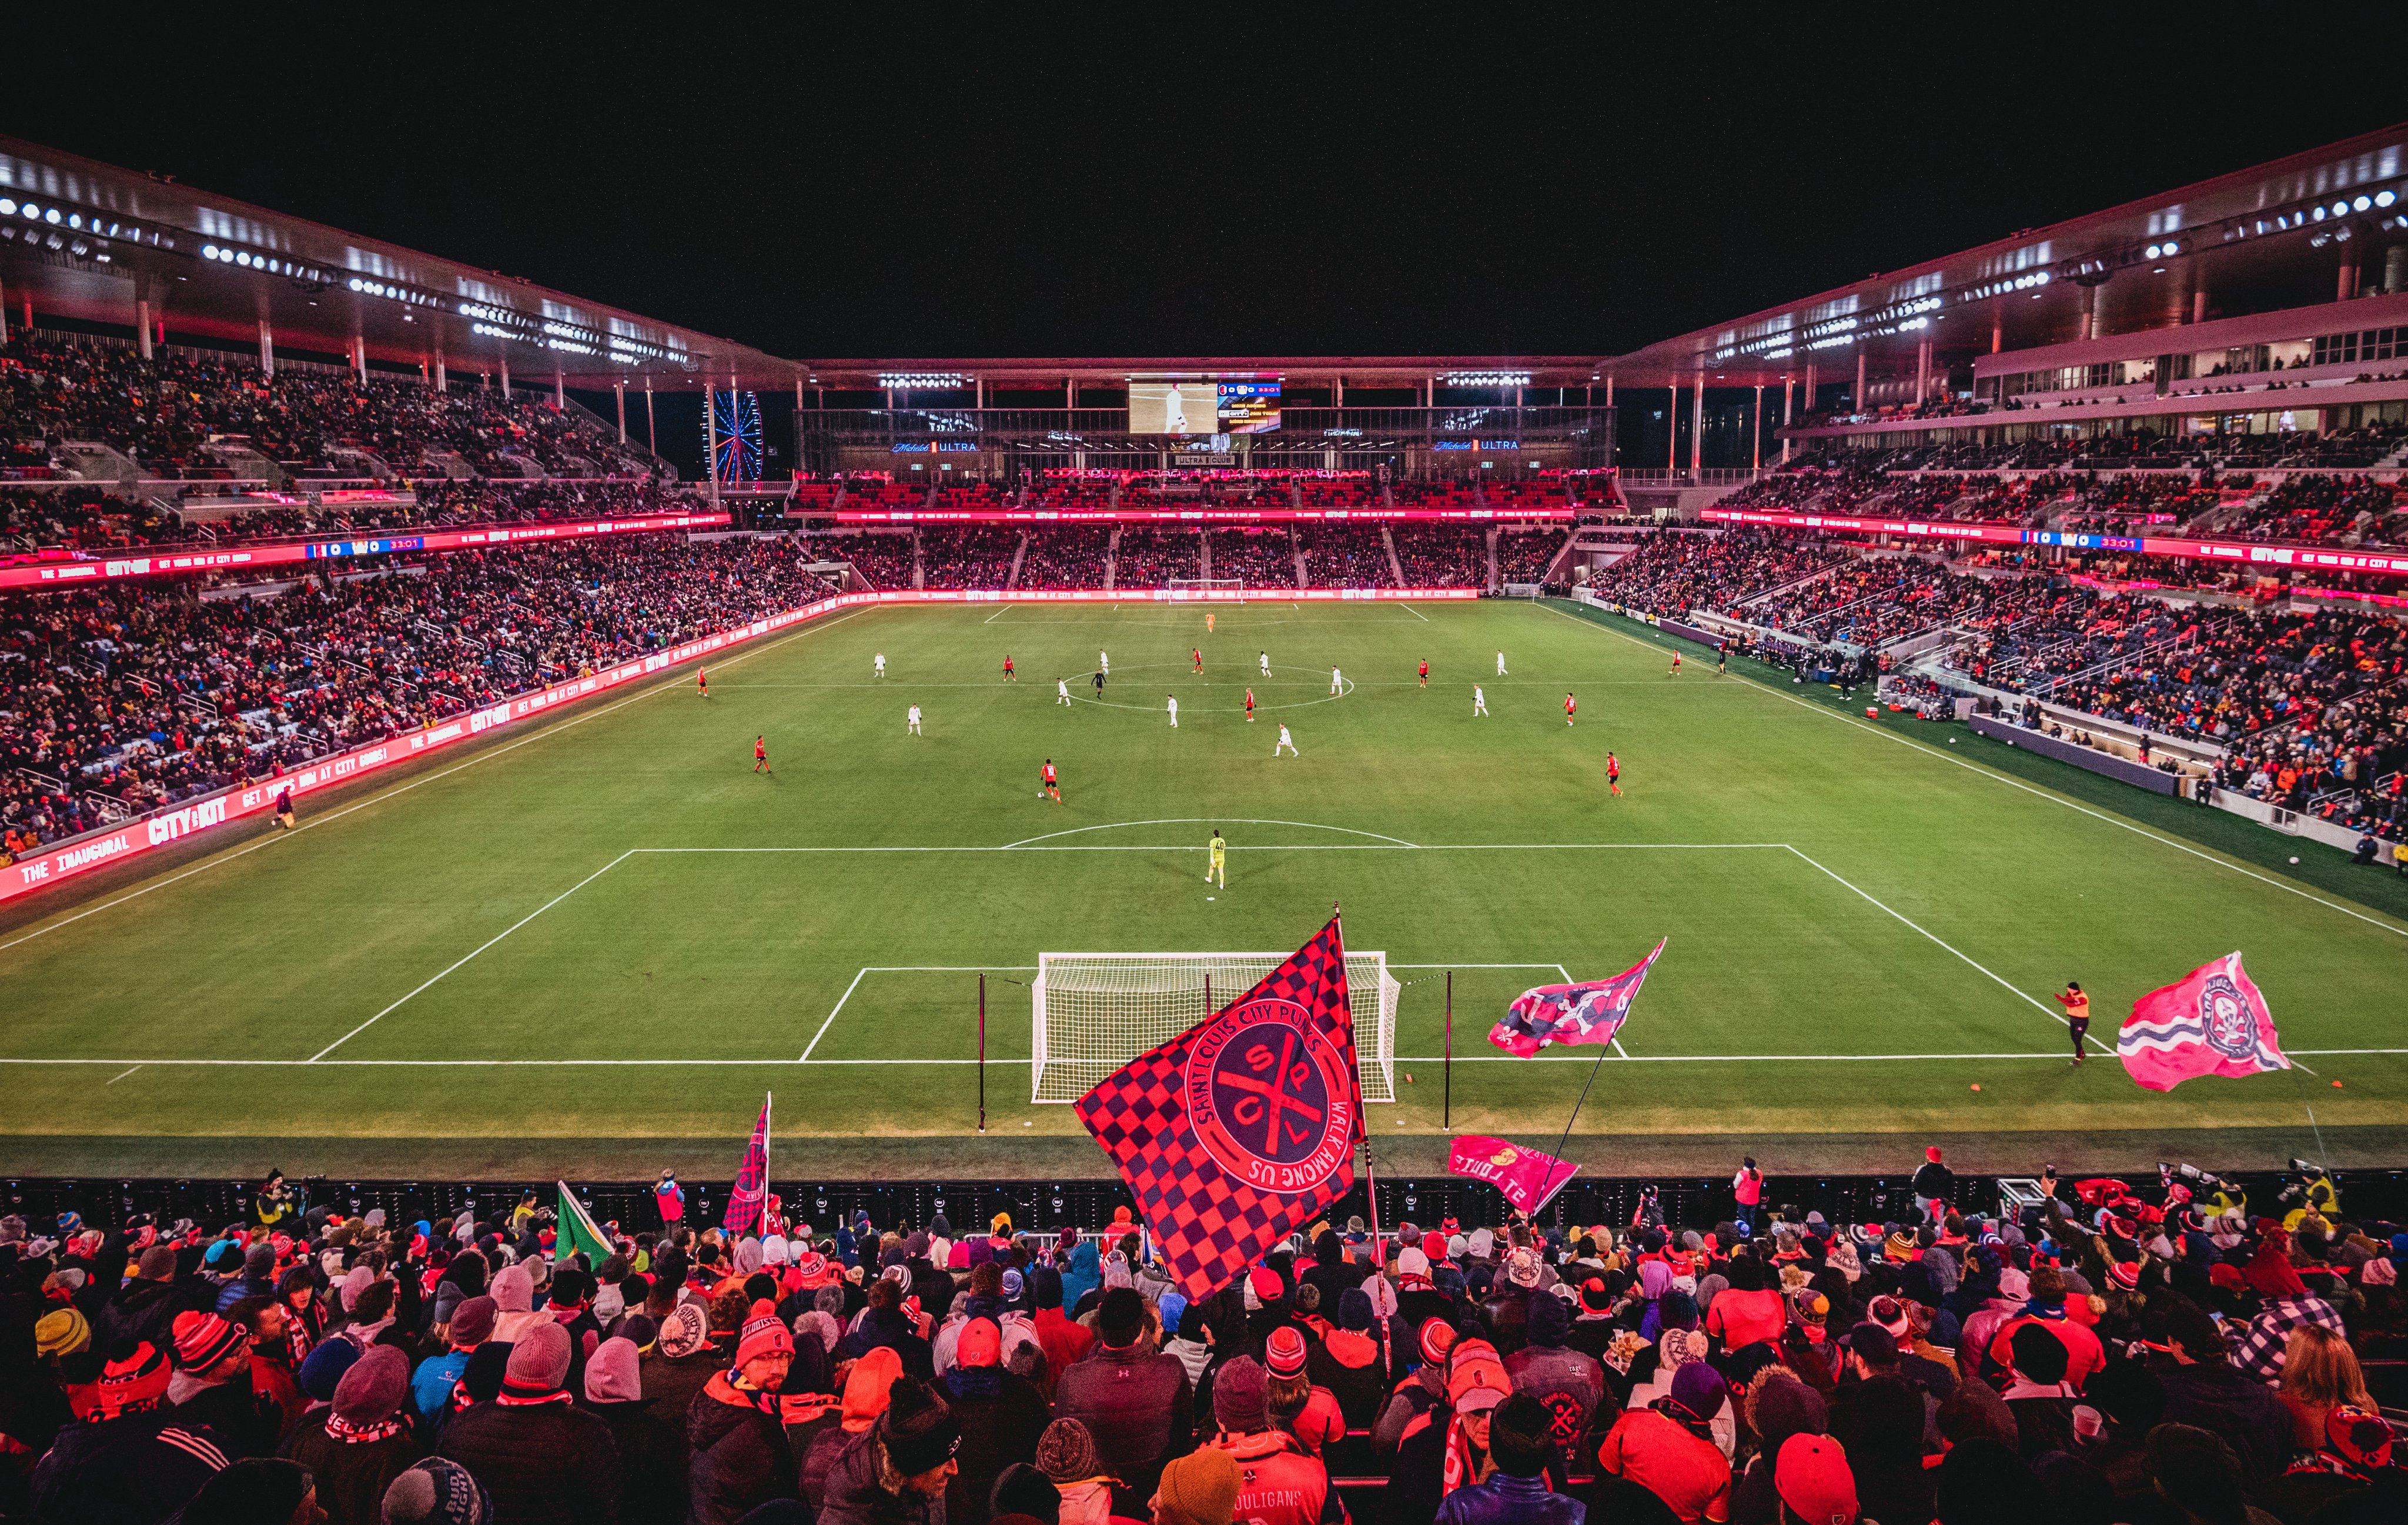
1032, 951, 1399, 1103
1166, 578, 1244, 602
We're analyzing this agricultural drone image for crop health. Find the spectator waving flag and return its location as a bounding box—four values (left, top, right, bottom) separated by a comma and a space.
1490, 938, 1667, 1057
2118, 953, 2288, 1091
554, 1180, 614, 1269
722, 1092, 772, 1236
1075, 913, 1362, 1298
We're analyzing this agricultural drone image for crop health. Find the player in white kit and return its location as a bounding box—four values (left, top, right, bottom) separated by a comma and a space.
1259, 650, 1270, 678
1496, 650, 1507, 676
875, 651, 887, 677
1166, 694, 1179, 728
1056, 678, 1071, 705
1329, 666, 1342, 695
1274, 724, 1299, 757
1473, 685, 1489, 716
1099, 650, 1109, 676
906, 704, 922, 735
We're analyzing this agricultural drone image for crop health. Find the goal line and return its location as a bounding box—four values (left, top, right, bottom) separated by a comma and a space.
1032, 951, 1399, 1104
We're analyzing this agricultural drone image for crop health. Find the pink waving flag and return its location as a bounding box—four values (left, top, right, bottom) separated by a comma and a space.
1490, 939, 1667, 1058
2117, 954, 2287, 1092
722, 1092, 772, 1235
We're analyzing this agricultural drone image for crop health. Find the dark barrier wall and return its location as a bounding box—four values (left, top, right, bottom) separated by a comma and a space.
1969, 714, 2184, 795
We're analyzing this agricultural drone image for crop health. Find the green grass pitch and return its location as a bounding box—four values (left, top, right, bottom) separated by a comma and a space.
2, 597, 2401, 1179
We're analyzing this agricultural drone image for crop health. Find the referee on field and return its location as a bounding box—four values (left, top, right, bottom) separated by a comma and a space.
2055, 982, 2090, 1065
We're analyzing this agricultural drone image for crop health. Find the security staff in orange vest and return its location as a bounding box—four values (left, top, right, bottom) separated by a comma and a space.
2055, 982, 2091, 1066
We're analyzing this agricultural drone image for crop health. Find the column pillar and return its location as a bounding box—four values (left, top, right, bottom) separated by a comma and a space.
1781, 373, 1794, 464
432, 346, 444, 393
258, 320, 275, 377
0, 273, 8, 345
1335, 374, 1345, 407
644, 377, 656, 453
2192, 288, 2208, 323
553, 366, 564, 410
1604, 375, 1613, 407
1667, 380, 1679, 473
499, 353, 511, 396
2337, 259, 2357, 302
1915, 340, 1931, 404
1689, 364, 1705, 476
136, 290, 153, 360
1752, 383, 1764, 470
1992, 307, 2004, 353
704, 382, 722, 506
616, 377, 627, 443
352, 335, 367, 382
1066, 378, 1077, 408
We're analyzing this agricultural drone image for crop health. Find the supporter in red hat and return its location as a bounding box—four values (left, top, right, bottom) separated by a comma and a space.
1777, 1432, 1859, 1525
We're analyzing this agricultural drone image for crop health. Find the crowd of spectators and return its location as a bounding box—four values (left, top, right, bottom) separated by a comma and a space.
0, 538, 832, 858
1111, 530, 1202, 588
1389, 526, 1487, 587
1588, 529, 1855, 621
1497, 529, 1565, 584
2230, 477, 2406, 547
807, 534, 917, 591
1208, 530, 1298, 590
0, 338, 654, 486
920, 530, 1022, 593
3, 1158, 2400, 1525
1016, 530, 1113, 592
1299, 528, 1394, 589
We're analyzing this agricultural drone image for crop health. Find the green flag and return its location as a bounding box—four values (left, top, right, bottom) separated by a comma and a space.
555, 1180, 613, 1270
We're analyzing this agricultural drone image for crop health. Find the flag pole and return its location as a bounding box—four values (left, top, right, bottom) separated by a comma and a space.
1335, 901, 1381, 1244
762, 1091, 773, 1238
1533, 1042, 1607, 1219
1443, 971, 1453, 1132
978, 975, 988, 1134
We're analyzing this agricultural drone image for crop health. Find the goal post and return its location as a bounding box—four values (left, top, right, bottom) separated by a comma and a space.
1166, 578, 1243, 602
1032, 951, 1399, 1104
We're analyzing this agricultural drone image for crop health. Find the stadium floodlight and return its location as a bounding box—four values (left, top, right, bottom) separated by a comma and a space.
1031, 950, 1399, 1104
879, 373, 967, 390
2378, 190, 2397, 208
1440, 371, 1531, 387
0, 199, 12, 215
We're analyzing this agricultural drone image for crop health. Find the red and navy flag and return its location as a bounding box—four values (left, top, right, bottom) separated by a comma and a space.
1074, 914, 1362, 1299
2118, 953, 2288, 1091
1489, 938, 1667, 1057
722, 1092, 772, 1236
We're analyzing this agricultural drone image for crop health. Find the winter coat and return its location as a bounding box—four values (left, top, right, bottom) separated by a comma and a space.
1307, 1326, 1389, 1429
1052, 1342, 1195, 1500
945, 1367, 1052, 1525
583, 1397, 687, 1523
96, 1276, 196, 1355
280, 1416, 429, 1525
1504, 1343, 1606, 1475
436, 1393, 623, 1525
641, 1346, 720, 1437
2155, 1357, 2293, 1483
685, 1374, 796, 1525
818, 1428, 965, 1525
28, 1413, 230, 1524
168, 1373, 286, 1460
1209, 1427, 1345, 1525
1433, 1471, 1586, 1525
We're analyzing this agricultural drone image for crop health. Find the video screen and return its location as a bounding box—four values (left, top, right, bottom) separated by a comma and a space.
1128, 380, 1281, 434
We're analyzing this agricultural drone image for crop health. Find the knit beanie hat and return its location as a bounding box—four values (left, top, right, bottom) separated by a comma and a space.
1264, 1327, 1309, 1380
504, 1322, 572, 1394
382, 1458, 493, 1525
1417, 1317, 1456, 1366
658, 1301, 714, 1359
1036, 1417, 1101, 1483
1214, 1353, 1272, 1430
584, 1336, 643, 1403
298, 1336, 361, 1401
171, 1311, 246, 1373
333, 1345, 409, 1426
991, 1462, 1061, 1523
449, 1295, 498, 1348
1526, 1287, 1573, 1347
35, 1307, 89, 1359
137, 1244, 178, 1280
97, 1337, 172, 1416
881, 1377, 962, 1477
734, 1298, 794, 1370
1155, 1446, 1242, 1525
1671, 1359, 1726, 1423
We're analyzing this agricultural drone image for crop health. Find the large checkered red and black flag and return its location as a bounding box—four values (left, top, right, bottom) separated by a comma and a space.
1074, 914, 1362, 1298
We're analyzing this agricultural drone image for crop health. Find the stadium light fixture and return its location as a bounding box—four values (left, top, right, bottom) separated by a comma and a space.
2377, 190, 2397, 208
1439, 371, 1530, 386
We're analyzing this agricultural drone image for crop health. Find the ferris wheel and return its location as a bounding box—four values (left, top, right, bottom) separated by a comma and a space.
710, 390, 763, 485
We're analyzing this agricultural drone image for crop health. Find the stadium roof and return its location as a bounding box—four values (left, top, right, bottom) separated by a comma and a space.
0, 135, 794, 391
1599, 122, 2408, 391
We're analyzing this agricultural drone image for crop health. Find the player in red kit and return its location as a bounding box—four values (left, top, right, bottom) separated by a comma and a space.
1192, 647, 1204, 675
1417, 659, 1429, 688
1041, 759, 1060, 802
1670, 650, 1682, 677
1607, 751, 1621, 795
752, 735, 770, 775
697, 667, 708, 699
1566, 693, 1577, 727
1244, 688, 1256, 722
1002, 655, 1015, 681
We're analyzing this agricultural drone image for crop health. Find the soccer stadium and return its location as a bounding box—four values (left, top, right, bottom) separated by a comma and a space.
2, 99, 2406, 1525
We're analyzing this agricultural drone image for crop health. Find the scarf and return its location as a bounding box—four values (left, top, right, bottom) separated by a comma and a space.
493, 1386, 574, 1408
1439, 1413, 1489, 1496
1650, 1394, 1718, 1444
325, 1412, 409, 1444
704, 1370, 782, 1419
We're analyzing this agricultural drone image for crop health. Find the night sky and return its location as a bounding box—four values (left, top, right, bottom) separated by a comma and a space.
9, 27, 2399, 364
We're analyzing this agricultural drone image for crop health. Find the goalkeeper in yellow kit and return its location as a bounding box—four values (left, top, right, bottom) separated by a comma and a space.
1206, 828, 1226, 888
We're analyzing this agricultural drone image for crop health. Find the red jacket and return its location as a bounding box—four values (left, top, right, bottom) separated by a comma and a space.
1032, 1306, 1093, 1379
1987, 1310, 2105, 1392
1209, 1429, 1347, 1525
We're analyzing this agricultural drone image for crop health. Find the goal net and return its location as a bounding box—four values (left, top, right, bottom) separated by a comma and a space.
1166, 578, 1243, 602
1032, 951, 1399, 1104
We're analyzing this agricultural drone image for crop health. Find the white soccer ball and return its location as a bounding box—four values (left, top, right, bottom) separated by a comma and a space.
2289, 856, 2300, 864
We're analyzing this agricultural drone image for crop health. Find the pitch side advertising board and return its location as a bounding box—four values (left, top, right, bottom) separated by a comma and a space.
0, 587, 1478, 906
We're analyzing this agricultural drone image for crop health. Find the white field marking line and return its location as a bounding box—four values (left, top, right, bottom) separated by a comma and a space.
107, 1065, 141, 1084
798, 968, 868, 1062
983, 603, 1012, 623
0, 607, 872, 960
1400, 602, 1431, 623
1781, 845, 2113, 1054
308, 850, 637, 1061
1004, 818, 1419, 850
1534, 600, 2408, 939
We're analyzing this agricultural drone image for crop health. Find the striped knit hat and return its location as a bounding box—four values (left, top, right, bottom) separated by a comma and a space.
1265, 1325, 1309, 1380
171, 1312, 246, 1373
98, 1339, 172, 1416
734, 1297, 793, 1370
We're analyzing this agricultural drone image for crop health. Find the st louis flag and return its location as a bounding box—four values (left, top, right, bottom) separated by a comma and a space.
1490, 938, 1667, 1058
2117, 952, 2288, 1091
1074, 914, 1362, 1298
